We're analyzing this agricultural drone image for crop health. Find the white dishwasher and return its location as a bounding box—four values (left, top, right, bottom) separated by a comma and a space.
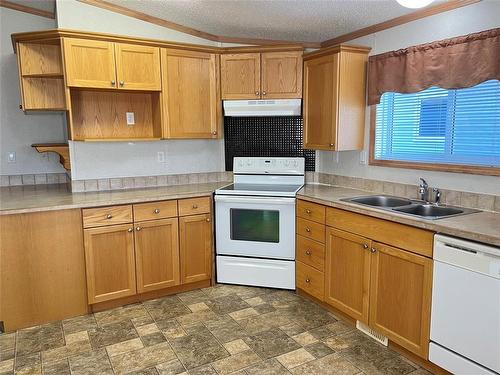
430, 234, 500, 375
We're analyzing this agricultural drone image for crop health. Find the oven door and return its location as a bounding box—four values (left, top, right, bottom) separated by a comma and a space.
215, 195, 295, 260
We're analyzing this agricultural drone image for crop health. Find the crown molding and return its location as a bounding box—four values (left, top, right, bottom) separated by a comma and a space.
0, 0, 55, 19
321, 0, 481, 47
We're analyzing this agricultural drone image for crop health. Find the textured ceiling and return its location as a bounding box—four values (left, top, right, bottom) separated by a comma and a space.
104, 0, 422, 43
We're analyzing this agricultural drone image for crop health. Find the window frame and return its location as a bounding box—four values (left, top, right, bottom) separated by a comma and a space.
368, 107, 500, 177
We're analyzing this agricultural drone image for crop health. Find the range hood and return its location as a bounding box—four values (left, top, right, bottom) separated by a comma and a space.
223, 99, 301, 117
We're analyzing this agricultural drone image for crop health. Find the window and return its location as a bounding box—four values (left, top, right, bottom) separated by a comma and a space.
372, 80, 500, 173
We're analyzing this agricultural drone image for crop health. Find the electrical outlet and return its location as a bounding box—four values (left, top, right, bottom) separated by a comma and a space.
126, 112, 135, 125
7, 152, 16, 163
157, 151, 165, 163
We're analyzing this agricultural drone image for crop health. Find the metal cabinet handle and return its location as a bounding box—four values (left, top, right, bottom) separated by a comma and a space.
255, 91, 260, 96
106, 214, 113, 219
329, 143, 334, 147
363, 243, 369, 249
305, 250, 312, 255
371, 247, 377, 253
305, 209, 311, 214
206, 218, 211, 222
154, 209, 160, 214
212, 131, 217, 135
127, 228, 133, 232
119, 81, 124, 86
136, 226, 141, 231
262, 91, 267, 95
305, 227, 311, 233
192, 205, 198, 209
111, 80, 116, 86
305, 278, 311, 283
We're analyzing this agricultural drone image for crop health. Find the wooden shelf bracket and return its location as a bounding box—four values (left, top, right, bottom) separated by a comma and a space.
32, 143, 70, 170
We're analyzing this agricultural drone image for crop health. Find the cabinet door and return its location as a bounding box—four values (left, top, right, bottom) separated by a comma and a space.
261, 51, 302, 99
369, 242, 433, 359
325, 228, 371, 324
115, 43, 161, 91
179, 214, 212, 284
134, 218, 180, 293
83, 224, 136, 304
162, 49, 220, 138
303, 53, 339, 150
220, 53, 261, 99
63, 38, 117, 89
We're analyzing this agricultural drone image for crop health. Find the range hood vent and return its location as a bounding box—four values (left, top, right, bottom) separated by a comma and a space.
223, 99, 301, 117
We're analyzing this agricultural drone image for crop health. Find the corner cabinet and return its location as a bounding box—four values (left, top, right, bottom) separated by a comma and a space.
161, 49, 221, 138
63, 38, 161, 90
303, 45, 370, 150
220, 50, 303, 99
296, 199, 434, 360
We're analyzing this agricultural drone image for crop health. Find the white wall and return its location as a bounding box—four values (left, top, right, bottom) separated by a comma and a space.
0, 7, 67, 175
55, 0, 226, 180
317, 0, 500, 195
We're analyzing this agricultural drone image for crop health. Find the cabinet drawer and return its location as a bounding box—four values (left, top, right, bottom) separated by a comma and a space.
178, 197, 211, 216
133, 200, 178, 221
82, 205, 132, 228
297, 200, 325, 224
296, 235, 325, 271
296, 261, 324, 300
297, 217, 325, 243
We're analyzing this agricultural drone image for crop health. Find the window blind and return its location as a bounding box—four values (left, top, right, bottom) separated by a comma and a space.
374, 80, 500, 168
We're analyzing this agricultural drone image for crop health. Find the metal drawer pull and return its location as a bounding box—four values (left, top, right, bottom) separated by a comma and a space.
127, 228, 133, 232
136, 226, 141, 231
255, 91, 260, 96
305, 227, 311, 232
305, 250, 312, 255
305, 278, 311, 283
206, 218, 211, 222
363, 243, 369, 249
111, 80, 115, 86
106, 214, 113, 219
119, 81, 124, 86
306, 209, 311, 214
192, 205, 198, 209
371, 247, 377, 253
154, 209, 160, 214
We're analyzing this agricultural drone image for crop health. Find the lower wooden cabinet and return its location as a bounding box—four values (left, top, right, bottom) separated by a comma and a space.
369, 242, 433, 358
325, 228, 372, 324
84, 224, 137, 304
134, 218, 180, 293
179, 213, 212, 284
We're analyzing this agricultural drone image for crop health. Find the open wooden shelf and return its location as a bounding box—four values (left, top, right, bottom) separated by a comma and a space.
32, 143, 70, 170
22, 73, 64, 78
68, 89, 162, 141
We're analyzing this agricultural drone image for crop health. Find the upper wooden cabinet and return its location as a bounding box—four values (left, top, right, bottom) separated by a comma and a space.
261, 51, 302, 99
63, 38, 161, 90
16, 42, 66, 111
220, 51, 302, 100
115, 43, 161, 91
63, 38, 117, 89
162, 49, 221, 138
303, 45, 370, 151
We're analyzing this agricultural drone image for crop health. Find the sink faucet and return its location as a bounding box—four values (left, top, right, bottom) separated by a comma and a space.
418, 178, 429, 202
432, 187, 441, 206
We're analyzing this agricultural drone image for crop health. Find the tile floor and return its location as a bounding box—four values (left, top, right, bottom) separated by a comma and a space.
0, 284, 432, 375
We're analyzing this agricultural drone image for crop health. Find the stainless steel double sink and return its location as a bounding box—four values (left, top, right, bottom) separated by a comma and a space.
341, 195, 479, 220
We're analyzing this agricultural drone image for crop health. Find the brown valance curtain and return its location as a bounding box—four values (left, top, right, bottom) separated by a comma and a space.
367, 28, 500, 106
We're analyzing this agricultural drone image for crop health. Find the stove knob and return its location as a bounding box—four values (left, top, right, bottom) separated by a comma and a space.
284, 160, 290, 166
293, 160, 298, 167
247, 160, 252, 166
238, 160, 244, 167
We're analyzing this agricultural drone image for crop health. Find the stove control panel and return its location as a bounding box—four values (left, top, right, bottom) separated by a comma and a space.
233, 157, 305, 175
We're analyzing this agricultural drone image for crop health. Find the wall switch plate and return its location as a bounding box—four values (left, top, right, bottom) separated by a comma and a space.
157, 151, 165, 163
126, 112, 135, 125
359, 150, 367, 165
7, 152, 16, 163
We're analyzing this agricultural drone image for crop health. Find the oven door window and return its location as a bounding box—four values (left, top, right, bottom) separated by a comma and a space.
230, 209, 279, 243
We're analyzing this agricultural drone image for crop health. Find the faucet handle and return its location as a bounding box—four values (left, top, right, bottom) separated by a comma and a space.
432, 188, 441, 205
419, 178, 428, 188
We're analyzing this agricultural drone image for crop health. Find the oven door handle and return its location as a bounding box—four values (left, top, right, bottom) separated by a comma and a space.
215, 195, 296, 205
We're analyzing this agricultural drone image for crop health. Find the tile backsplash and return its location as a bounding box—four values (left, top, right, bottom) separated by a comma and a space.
70, 172, 233, 193
306, 172, 499, 212
1, 173, 69, 187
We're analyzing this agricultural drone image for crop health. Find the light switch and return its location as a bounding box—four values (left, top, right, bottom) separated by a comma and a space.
7, 152, 15, 163
126, 112, 135, 125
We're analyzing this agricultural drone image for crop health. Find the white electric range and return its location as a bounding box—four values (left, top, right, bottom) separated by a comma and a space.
215, 157, 305, 289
